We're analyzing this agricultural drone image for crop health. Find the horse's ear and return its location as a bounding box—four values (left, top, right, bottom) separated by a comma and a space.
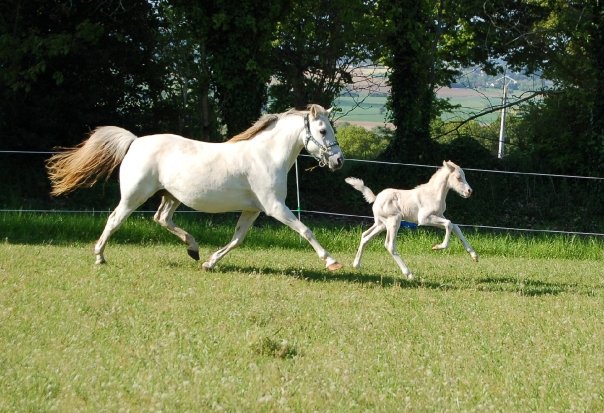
309, 104, 329, 119
326, 107, 333, 114
444, 160, 454, 170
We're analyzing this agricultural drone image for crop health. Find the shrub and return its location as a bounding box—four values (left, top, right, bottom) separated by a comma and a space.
335, 123, 390, 160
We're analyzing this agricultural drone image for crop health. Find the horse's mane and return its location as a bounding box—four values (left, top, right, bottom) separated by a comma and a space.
228, 113, 280, 143
227, 105, 326, 143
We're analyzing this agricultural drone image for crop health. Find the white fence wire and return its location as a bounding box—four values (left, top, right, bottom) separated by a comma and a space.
1, 151, 603, 237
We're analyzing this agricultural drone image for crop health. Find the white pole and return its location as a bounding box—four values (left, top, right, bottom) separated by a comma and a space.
294, 159, 301, 221
498, 82, 508, 159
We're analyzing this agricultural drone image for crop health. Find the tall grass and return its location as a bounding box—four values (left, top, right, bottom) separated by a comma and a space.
1, 212, 603, 411
1, 212, 601, 260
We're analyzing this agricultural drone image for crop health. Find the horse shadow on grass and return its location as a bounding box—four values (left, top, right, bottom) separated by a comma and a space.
216, 264, 483, 293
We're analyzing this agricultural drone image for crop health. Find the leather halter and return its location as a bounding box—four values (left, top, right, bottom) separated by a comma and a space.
303, 114, 339, 167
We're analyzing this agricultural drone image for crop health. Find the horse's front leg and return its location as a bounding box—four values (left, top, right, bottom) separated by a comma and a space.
202, 211, 260, 270
452, 224, 479, 261
267, 203, 342, 271
418, 213, 452, 250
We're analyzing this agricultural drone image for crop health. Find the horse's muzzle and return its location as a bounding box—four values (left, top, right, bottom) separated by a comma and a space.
328, 154, 344, 171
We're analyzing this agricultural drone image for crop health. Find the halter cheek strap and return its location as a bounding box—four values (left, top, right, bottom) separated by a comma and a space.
303, 114, 339, 167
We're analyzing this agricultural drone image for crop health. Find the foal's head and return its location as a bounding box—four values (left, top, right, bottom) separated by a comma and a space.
444, 161, 473, 198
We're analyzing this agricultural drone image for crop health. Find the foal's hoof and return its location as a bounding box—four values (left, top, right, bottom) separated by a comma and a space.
470, 252, 479, 262
201, 261, 214, 270
431, 244, 444, 250
327, 262, 343, 271
187, 249, 200, 261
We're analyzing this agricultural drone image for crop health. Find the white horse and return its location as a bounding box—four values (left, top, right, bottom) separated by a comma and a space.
345, 161, 478, 279
47, 104, 345, 270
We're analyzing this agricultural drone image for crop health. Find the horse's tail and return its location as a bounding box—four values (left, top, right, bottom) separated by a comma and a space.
46, 126, 137, 196
345, 177, 376, 204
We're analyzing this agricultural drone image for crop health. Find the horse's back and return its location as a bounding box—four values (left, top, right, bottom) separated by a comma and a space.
120, 133, 258, 212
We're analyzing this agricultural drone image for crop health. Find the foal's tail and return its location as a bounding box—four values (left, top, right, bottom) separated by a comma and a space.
46, 126, 137, 196
345, 177, 376, 204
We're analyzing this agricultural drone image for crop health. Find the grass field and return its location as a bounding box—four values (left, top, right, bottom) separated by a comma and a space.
1, 213, 603, 411
336, 88, 510, 126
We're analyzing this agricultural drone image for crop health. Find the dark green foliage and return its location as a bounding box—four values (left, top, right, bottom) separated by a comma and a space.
0, 0, 164, 149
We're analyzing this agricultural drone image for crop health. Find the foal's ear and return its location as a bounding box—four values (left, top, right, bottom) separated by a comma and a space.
443, 160, 455, 170
326, 107, 333, 114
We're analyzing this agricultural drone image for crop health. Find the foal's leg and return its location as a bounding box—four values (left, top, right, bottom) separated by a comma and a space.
452, 224, 479, 261
419, 214, 453, 250
154, 192, 200, 260
384, 217, 414, 280
267, 203, 342, 271
352, 222, 385, 269
202, 210, 260, 270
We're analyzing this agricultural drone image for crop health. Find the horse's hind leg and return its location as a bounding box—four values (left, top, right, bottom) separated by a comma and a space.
154, 192, 200, 260
353, 222, 385, 269
384, 217, 414, 280
94, 199, 142, 264
202, 210, 260, 269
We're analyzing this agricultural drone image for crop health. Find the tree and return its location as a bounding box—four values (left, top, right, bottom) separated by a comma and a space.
483, 0, 604, 174
377, 0, 435, 162
196, 0, 287, 136
0, 0, 163, 149
268, 0, 380, 112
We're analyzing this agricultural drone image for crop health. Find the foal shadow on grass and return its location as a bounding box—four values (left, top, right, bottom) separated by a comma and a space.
216, 264, 596, 296
475, 276, 592, 297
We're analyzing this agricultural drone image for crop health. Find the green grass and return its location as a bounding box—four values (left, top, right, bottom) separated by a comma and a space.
1, 212, 603, 411
336, 89, 509, 125
334, 94, 388, 123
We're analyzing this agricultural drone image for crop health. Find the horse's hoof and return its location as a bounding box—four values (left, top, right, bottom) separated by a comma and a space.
432, 244, 443, 250
187, 249, 200, 261
201, 261, 213, 270
327, 262, 343, 271
406, 273, 415, 281
471, 252, 479, 262
95, 257, 106, 265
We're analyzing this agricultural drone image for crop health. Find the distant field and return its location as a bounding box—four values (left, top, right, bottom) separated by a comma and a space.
1, 213, 603, 411
336, 87, 510, 128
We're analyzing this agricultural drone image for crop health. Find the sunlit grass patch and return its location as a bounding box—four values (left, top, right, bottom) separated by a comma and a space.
1, 213, 603, 411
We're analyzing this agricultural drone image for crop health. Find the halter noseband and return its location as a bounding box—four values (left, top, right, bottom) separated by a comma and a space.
303, 114, 339, 167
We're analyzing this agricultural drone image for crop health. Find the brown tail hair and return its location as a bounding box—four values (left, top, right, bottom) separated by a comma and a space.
46, 126, 137, 196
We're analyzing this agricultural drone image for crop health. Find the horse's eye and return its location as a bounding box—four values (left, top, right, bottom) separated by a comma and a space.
320, 129, 327, 135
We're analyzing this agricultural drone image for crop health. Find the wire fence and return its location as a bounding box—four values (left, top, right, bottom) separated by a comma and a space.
1, 150, 603, 237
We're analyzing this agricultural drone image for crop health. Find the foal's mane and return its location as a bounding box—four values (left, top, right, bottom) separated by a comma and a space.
227, 105, 323, 143
418, 161, 459, 189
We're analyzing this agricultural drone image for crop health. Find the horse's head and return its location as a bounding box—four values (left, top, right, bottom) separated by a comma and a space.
303, 105, 344, 171
444, 160, 473, 198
